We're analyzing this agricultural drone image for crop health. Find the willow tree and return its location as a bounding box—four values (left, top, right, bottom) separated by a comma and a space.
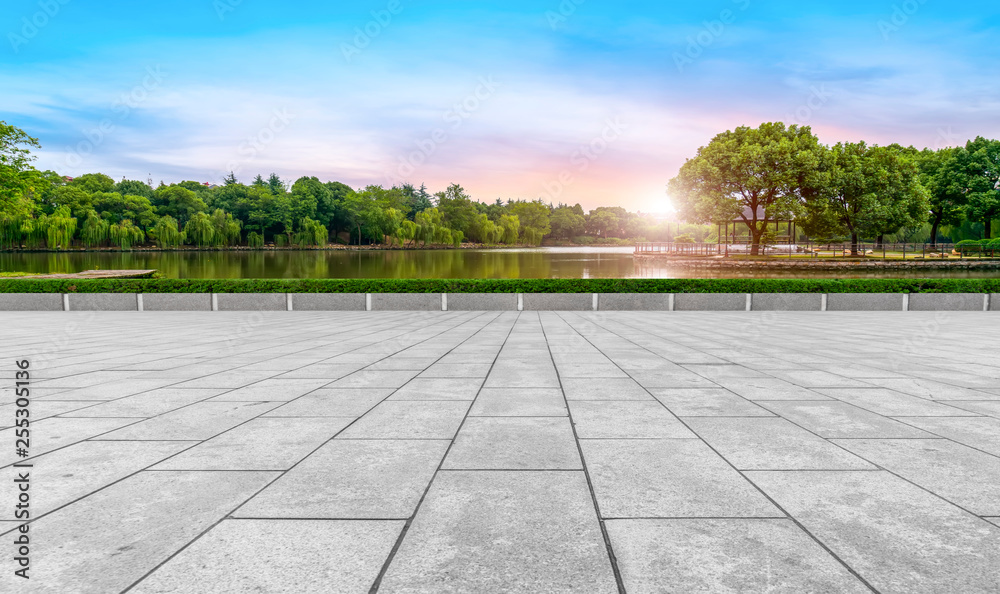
153, 216, 185, 248
80, 211, 110, 247
247, 231, 264, 248
210, 209, 242, 246
499, 214, 520, 244
109, 219, 145, 250
294, 217, 328, 247
668, 122, 826, 255
184, 211, 215, 247
41, 206, 77, 249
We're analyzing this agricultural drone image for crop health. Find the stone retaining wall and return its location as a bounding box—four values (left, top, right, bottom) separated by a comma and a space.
0, 293, 994, 312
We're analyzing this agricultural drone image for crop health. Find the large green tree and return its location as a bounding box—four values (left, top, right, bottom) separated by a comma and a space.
804, 142, 929, 254
668, 122, 826, 254
0, 121, 43, 221
152, 185, 208, 227
955, 137, 1000, 239
917, 148, 967, 247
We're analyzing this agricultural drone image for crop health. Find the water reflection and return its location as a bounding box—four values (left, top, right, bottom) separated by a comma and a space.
1, 248, 997, 279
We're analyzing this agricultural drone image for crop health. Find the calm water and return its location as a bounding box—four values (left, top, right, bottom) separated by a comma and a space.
1, 247, 997, 279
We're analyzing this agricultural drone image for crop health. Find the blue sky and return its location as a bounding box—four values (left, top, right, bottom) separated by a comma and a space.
3, 0, 998, 212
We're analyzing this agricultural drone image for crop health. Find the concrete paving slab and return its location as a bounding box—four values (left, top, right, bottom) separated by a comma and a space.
569, 401, 696, 439
444, 417, 580, 469
909, 293, 986, 311
264, 388, 392, 417
389, 378, 484, 401
598, 293, 671, 311
378, 471, 618, 594
209, 378, 330, 401
328, 369, 421, 388
131, 519, 403, 594
469, 388, 567, 416
371, 293, 442, 311
67, 293, 138, 311
236, 440, 448, 519
748, 470, 1000, 594
561, 377, 654, 400
861, 377, 1000, 400
0, 293, 63, 311
898, 416, 1000, 456
946, 400, 1000, 417
674, 293, 747, 311
581, 439, 781, 518
56, 388, 223, 417
338, 401, 470, 439
0, 417, 138, 466
94, 401, 280, 441
522, 293, 594, 311
833, 438, 1000, 515
482, 363, 560, 388
685, 417, 875, 470
607, 519, 869, 593
0, 441, 193, 516
152, 417, 352, 470
0, 470, 278, 594
419, 363, 493, 378
0, 399, 104, 420
760, 401, 935, 438
650, 388, 775, 416
628, 370, 718, 389
813, 387, 981, 416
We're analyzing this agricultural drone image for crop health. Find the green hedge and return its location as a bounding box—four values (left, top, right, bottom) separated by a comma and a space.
0, 278, 999, 294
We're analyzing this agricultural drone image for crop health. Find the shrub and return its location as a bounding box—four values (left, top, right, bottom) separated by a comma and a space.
956, 240, 982, 254
675, 234, 695, 244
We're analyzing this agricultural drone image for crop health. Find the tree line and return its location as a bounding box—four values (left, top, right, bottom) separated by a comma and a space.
1, 121, 700, 250
668, 122, 1000, 254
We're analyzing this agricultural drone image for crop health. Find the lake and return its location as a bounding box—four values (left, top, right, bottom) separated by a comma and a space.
1, 247, 997, 279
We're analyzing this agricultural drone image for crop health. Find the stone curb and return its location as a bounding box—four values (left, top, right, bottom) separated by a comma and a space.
6, 293, 997, 312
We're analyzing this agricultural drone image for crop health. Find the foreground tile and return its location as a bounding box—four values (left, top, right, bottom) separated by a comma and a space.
265, 388, 392, 417
329, 370, 422, 389
57, 388, 224, 418
607, 519, 868, 593
339, 401, 470, 439
945, 401, 1000, 417
379, 471, 617, 593
1, 441, 192, 516
569, 401, 695, 439
445, 417, 580, 469
896, 416, 1000, 456
95, 401, 280, 441
686, 417, 874, 470
760, 401, 933, 438
209, 378, 331, 401
581, 439, 780, 518
862, 377, 1000, 400
0, 417, 138, 466
236, 440, 448, 519
748, 470, 1000, 594
469, 388, 567, 416
131, 519, 403, 594
389, 378, 484, 401
813, 388, 979, 417
152, 417, 351, 470
561, 377, 654, 400
714, 377, 831, 401
650, 388, 774, 416
832, 438, 1000, 516
0, 471, 277, 594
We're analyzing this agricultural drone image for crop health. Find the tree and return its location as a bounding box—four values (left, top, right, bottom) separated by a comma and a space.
152, 216, 185, 248
267, 173, 287, 196
400, 183, 433, 219
0, 121, 43, 221
223, 171, 239, 186
956, 137, 1000, 239
436, 184, 479, 236
210, 209, 242, 246
550, 206, 585, 239
804, 143, 928, 254
69, 173, 115, 194
184, 212, 215, 247
115, 179, 153, 198
917, 148, 967, 247
668, 122, 826, 255
92, 193, 159, 229
290, 177, 324, 224
152, 185, 207, 227
509, 200, 551, 243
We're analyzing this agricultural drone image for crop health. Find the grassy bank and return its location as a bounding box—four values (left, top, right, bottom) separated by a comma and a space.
1, 278, 999, 294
